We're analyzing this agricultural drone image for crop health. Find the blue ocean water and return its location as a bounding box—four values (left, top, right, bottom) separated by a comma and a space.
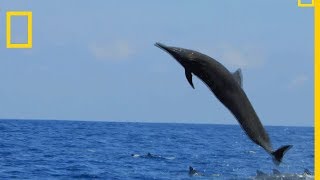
0, 120, 314, 179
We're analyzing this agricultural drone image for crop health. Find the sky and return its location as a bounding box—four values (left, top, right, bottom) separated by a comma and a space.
0, 1, 314, 126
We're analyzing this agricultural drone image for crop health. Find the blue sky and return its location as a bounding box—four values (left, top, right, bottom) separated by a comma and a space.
0, 1, 314, 126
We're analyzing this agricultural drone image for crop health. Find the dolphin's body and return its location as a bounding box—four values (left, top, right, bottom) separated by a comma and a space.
155, 42, 292, 164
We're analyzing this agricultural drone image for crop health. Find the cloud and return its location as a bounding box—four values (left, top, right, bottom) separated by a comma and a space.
204, 44, 265, 69
89, 40, 134, 61
289, 74, 308, 88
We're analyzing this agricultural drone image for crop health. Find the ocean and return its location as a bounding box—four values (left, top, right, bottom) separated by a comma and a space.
0, 120, 314, 179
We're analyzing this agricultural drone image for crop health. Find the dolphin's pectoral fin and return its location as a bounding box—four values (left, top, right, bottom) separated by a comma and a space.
185, 69, 195, 89
233, 68, 243, 87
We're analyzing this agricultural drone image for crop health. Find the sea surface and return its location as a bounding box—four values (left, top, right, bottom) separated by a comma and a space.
0, 120, 314, 179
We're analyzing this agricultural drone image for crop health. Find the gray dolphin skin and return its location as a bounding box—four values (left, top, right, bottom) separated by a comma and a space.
155, 42, 292, 164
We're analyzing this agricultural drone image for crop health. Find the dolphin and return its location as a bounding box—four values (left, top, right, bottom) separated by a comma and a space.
155, 42, 292, 164
303, 169, 312, 175
188, 166, 203, 176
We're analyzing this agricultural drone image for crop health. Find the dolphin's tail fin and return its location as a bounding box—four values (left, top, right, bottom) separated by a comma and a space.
271, 145, 293, 165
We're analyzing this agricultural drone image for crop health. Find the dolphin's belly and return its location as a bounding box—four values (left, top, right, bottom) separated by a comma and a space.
200, 72, 273, 152
224, 90, 272, 151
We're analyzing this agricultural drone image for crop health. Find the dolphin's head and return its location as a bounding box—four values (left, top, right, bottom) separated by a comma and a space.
155, 42, 208, 89
155, 42, 198, 69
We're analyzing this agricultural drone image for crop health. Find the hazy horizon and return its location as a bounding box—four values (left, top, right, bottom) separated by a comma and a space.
0, 118, 314, 128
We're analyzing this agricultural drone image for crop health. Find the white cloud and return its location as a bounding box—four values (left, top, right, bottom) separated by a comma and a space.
204, 44, 265, 69
89, 40, 134, 61
289, 74, 308, 88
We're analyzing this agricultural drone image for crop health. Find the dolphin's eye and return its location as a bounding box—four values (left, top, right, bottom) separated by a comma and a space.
187, 53, 196, 60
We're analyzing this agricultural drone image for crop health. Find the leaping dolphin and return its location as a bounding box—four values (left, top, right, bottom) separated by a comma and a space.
155, 42, 292, 165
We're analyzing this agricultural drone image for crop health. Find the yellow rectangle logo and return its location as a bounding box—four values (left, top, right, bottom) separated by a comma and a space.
6, 11, 33, 48
298, 0, 314, 7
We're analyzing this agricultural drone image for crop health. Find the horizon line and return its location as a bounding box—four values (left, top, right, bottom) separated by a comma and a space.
0, 118, 314, 128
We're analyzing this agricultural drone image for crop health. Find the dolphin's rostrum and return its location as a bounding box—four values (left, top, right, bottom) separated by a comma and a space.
155, 42, 292, 164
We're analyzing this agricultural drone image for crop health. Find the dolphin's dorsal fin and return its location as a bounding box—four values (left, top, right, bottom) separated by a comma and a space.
233, 68, 243, 87
185, 69, 195, 89
189, 166, 194, 171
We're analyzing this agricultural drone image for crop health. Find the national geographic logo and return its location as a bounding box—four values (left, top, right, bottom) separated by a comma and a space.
297, 0, 314, 7
0, 9, 33, 49
6, 11, 33, 48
